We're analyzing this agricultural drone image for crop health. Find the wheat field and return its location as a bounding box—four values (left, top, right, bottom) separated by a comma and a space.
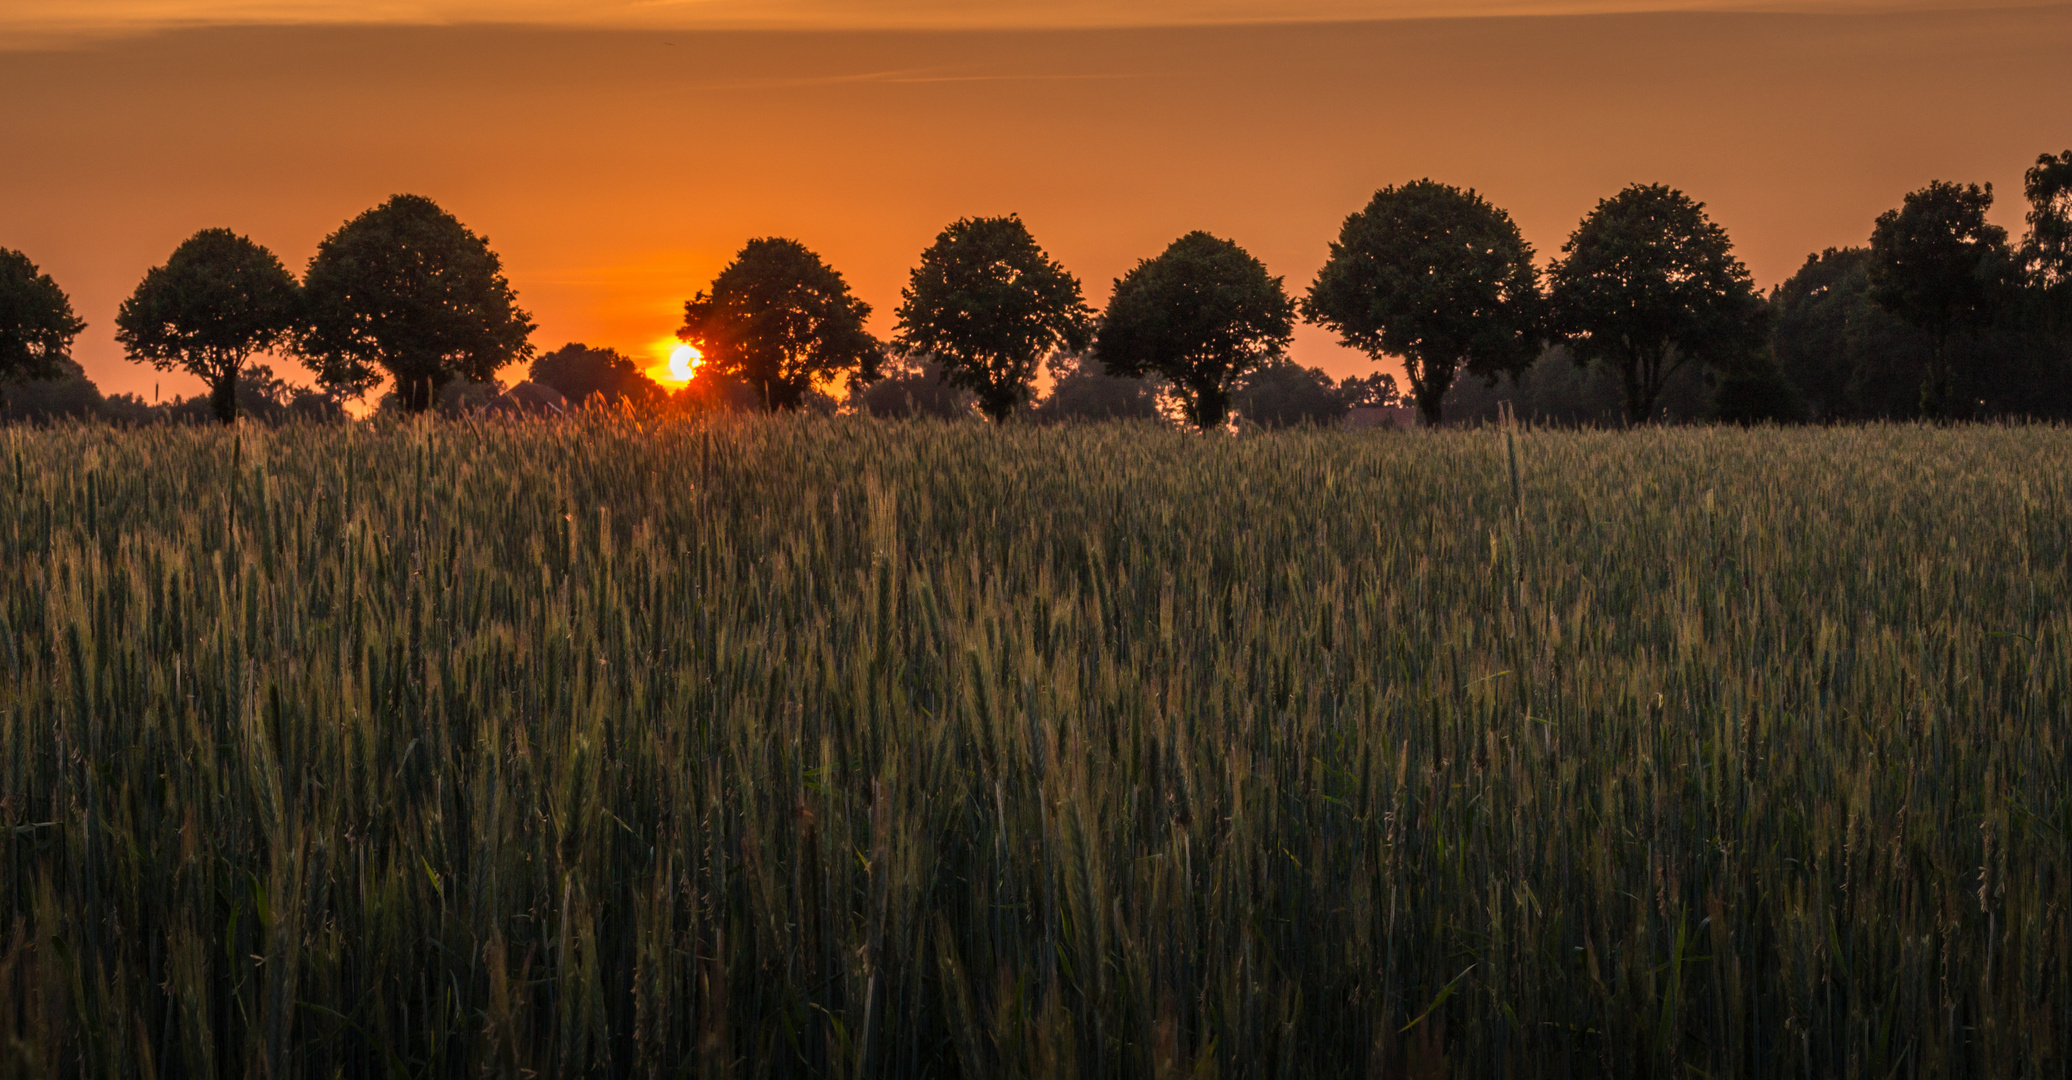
1, 416, 2066, 1078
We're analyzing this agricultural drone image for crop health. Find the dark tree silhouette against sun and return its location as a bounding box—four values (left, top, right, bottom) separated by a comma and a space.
679, 238, 880, 412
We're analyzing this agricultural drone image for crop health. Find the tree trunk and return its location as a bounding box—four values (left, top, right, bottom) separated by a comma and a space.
1188, 383, 1230, 430
1921, 334, 1951, 420
400, 377, 440, 414
1621, 347, 1658, 426
210, 368, 240, 425
1621, 372, 1648, 426
763, 378, 804, 412
977, 388, 1017, 424
1414, 386, 1445, 427
1406, 356, 1456, 427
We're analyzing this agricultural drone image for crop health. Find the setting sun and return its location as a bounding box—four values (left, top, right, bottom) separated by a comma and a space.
645, 339, 702, 388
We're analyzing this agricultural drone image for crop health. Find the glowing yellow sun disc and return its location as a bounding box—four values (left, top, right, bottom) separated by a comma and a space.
668, 343, 701, 384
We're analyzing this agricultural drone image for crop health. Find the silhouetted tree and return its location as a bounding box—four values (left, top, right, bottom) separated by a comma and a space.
672, 368, 763, 414
376, 378, 504, 417
114, 229, 300, 425
243, 364, 348, 422
1547, 184, 1766, 424
1095, 232, 1294, 430
1708, 351, 1806, 425
1868, 181, 2018, 418
1338, 372, 1402, 408
0, 248, 86, 396
2024, 150, 2072, 336
679, 238, 879, 412
147, 364, 346, 425
0, 358, 102, 423
1235, 358, 1347, 428
1770, 248, 1932, 420
530, 343, 664, 408
1035, 354, 1162, 423
853, 358, 976, 420
1445, 343, 1740, 426
895, 215, 1093, 422
300, 195, 535, 412
1305, 180, 1542, 426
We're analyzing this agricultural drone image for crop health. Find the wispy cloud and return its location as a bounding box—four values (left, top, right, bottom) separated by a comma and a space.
4, 0, 2064, 46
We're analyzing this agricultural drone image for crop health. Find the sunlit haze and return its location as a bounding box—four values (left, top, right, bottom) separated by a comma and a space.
2, 3, 2067, 402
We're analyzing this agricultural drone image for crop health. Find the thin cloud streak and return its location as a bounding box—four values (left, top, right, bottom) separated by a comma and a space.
670, 66, 1155, 91
9, 0, 2067, 45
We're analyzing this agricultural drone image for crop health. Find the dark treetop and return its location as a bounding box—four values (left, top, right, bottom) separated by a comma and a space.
1035, 353, 1161, 424
2023, 150, 2072, 334
299, 194, 535, 413
1305, 179, 1542, 426
1868, 181, 2017, 417
1338, 371, 1401, 409
894, 215, 1094, 423
679, 238, 880, 412
116, 228, 301, 425
1095, 231, 1295, 430
1769, 247, 1922, 422
0, 248, 86, 384
1233, 358, 1348, 429
1547, 183, 1766, 425
530, 343, 665, 409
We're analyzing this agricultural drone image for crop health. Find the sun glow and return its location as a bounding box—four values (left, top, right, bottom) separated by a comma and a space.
646, 339, 702, 388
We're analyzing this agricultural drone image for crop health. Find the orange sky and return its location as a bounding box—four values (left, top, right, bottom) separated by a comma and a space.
3, 4, 2068, 401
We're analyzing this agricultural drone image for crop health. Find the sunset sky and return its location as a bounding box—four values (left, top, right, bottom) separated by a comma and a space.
3, 1, 2068, 401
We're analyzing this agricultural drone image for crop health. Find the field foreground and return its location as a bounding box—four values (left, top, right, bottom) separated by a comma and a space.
2, 418, 2067, 1078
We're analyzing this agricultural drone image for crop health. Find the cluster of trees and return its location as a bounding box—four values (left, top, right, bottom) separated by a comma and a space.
5, 151, 2069, 428
1767, 159, 2072, 421
1, 196, 532, 424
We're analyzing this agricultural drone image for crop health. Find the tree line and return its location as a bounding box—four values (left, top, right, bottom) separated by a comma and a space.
4, 151, 2068, 427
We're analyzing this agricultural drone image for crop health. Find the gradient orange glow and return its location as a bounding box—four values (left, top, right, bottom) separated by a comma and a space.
2, 5, 2068, 403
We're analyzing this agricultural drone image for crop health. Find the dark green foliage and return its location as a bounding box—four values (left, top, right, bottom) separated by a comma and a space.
1763, 247, 2070, 421
1707, 357, 1807, 425
895, 215, 1093, 422
1035, 354, 1162, 423
70, 366, 346, 427
1442, 345, 1710, 426
1868, 181, 2018, 418
0, 247, 86, 388
680, 237, 881, 412
673, 367, 765, 414
0, 356, 102, 421
162, 364, 346, 424
1234, 357, 1347, 428
409, 378, 502, 416
115, 228, 302, 425
1305, 180, 1542, 425
1095, 231, 1294, 429
530, 342, 665, 408
1770, 248, 1934, 421
853, 358, 977, 419
2024, 150, 2072, 335
300, 194, 536, 412
1547, 184, 1767, 424
1337, 371, 1401, 408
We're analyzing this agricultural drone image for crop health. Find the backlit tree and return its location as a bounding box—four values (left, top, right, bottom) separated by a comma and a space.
1305, 180, 1542, 426
679, 238, 880, 411
1095, 231, 1294, 430
895, 215, 1093, 423
116, 228, 301, 424
300, 195, 535, 412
